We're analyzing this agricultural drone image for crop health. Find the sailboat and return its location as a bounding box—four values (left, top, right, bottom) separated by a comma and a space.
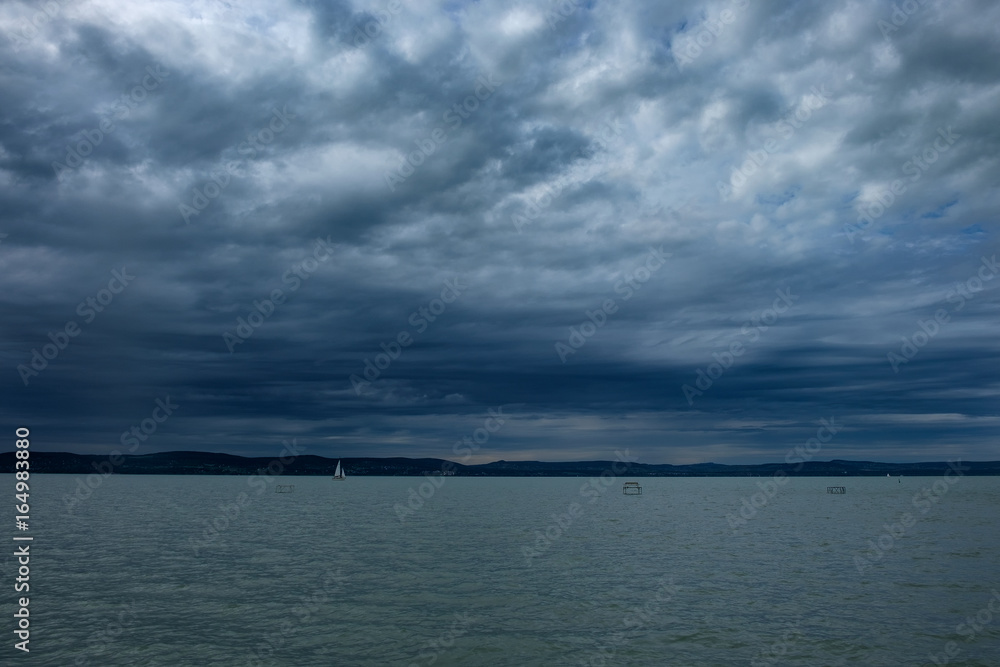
332, 460, 346, 481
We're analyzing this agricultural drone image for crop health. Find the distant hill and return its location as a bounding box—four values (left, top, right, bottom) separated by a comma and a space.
4, 451, 1000, 476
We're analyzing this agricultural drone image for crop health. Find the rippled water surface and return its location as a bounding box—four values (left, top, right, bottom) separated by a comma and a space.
12, 474, 1000, 665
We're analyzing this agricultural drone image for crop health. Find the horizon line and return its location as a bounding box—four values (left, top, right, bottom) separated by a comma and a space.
5, 450, 997, 467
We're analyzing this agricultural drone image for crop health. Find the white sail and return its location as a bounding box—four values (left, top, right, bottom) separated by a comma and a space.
333, 460, 345, 480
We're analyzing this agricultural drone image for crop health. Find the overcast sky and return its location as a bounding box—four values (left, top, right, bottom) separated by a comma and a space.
2, 0, 998, 464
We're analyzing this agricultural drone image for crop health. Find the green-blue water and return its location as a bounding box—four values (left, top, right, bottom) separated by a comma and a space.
10, 474, 1000, 665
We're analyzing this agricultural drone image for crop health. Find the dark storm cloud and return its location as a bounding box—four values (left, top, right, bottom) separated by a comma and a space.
1, 0, 998, 464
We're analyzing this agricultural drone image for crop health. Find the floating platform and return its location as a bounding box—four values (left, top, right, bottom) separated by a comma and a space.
827, 486, 846, 494
623, 482, 642, 495
275, 485, 294, 493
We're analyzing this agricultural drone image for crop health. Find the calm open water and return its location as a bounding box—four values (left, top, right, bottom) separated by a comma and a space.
8, 473, 1000, 666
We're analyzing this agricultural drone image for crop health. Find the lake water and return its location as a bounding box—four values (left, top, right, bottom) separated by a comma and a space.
12, 473, 1000, 665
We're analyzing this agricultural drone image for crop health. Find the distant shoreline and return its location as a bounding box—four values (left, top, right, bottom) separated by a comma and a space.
4, 451, 1000, 477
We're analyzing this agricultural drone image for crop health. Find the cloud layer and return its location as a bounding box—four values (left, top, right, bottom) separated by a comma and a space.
2, 0, 999, 463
